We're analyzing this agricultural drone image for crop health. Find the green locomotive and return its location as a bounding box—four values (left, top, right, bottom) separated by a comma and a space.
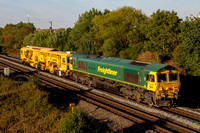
69, 53, 180, 107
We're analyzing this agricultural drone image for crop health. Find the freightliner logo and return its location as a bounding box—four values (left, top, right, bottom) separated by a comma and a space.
97, 66, 118, 76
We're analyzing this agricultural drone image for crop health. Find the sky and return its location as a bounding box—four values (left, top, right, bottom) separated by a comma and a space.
0, 0, 199, 29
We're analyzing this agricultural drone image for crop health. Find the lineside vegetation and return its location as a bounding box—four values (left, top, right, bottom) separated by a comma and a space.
0, 74, 110, 132
0, 6, 199, 76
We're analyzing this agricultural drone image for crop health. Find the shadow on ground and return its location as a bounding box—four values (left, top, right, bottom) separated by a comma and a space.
121, 119, 177, 133
40, 83, 80, 110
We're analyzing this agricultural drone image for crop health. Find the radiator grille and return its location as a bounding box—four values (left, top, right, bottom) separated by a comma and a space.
124, 72, 139, 84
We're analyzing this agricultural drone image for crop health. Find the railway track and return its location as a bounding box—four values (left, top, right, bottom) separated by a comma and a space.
0, 54, 200, 132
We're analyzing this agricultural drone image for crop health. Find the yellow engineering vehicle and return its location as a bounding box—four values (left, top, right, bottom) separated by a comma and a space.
20, 46, 74, 76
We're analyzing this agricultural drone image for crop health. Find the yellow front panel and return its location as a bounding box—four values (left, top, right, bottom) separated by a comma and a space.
155, 70, 180, 98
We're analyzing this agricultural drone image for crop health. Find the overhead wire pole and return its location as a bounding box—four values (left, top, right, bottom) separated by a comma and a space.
49, 21, 52, 33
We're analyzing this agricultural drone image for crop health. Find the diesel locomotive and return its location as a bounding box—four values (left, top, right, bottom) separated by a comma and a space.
20, 46, 180, 107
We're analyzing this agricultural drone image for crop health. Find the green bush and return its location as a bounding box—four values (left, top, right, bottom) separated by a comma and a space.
60, 109, 104, 133
28, 74, 41, 88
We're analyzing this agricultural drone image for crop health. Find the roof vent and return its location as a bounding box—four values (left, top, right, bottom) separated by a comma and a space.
88, 55, 100, 59
129, 60, 150, 66
100, 56, 109, 59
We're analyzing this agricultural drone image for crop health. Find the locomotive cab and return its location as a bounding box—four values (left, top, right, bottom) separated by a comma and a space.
154, 70, 180, 106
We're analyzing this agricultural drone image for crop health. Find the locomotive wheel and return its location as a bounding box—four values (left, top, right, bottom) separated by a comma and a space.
124, 94, 129, 99
73, 74, 78, 82
88, 80, 93, 87
148, 100, 154, 107
120, 87, 130, 99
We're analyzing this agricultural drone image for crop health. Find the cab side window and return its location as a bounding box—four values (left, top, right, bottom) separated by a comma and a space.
146, 74, 155, 82
62, 58, 65, 63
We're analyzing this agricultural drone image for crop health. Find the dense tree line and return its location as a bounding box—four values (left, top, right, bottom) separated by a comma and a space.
176, 18, 200, 76
0, 22, 35, 49
0, 6, 199, 76
23, 28, 72, 51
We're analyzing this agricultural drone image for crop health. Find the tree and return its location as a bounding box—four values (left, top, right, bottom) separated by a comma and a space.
47, 28, 72, 51
176, 18, 200, 76
145, 9, 181, 60
2, 24, 17, 46
1, 22, 35, 48
16, 22, 35, 48
68, 8, 102, 54
91, 6, 147, 58
23, 28, 72, 51
23, 30, 50, 47
92, 6, 146, 58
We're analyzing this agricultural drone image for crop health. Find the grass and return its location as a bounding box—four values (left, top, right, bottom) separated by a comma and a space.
0, 74, 111, 132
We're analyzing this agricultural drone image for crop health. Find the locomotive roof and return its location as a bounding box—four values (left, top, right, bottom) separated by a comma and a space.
71, 53, 177, 72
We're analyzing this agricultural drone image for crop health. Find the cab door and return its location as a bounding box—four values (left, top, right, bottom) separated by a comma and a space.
141, 71, 149, 88
147, 72, 157, 92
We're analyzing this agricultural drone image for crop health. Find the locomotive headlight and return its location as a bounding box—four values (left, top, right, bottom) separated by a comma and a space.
59, 67, 62, 70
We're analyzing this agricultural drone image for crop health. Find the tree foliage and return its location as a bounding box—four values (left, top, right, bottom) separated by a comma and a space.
60, 109, 104, 133
23, 28, 72, 51
91, 6, 147, 59
68, 8, 102, 54
176, 18, 200, 76
144, 9, 181, 59
1, 22, 35, 48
